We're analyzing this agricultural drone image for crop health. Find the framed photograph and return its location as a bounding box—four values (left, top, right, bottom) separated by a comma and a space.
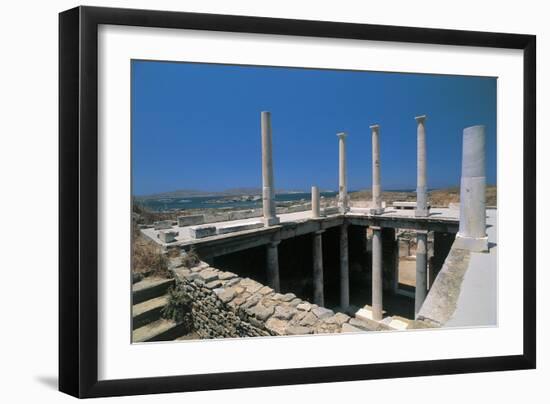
59, 6, 536, 398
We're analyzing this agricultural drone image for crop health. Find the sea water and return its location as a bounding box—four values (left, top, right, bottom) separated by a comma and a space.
136, 192, 339, 212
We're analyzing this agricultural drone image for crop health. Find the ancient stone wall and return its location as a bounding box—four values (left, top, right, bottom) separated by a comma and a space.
171, 261, 354, 338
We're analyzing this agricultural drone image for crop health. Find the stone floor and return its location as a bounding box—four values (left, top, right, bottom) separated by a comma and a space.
445, 209, 497, 327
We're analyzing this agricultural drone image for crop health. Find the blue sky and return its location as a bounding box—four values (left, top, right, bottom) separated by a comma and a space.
132, 60, 496, 196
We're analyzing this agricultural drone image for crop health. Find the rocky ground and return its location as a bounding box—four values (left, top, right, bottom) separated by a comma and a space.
349, 185, 496, 207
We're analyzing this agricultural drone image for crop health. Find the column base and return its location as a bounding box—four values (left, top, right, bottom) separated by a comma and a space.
263, 217, 280, 227
454, 234, 489, 253
415, 208, 430, 217
369, 207, 385, 215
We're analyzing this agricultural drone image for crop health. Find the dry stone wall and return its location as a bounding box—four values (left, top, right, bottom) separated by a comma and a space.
171, 260, 358, 338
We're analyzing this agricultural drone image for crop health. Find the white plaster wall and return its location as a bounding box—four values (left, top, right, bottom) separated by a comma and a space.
0, 0, 547, 403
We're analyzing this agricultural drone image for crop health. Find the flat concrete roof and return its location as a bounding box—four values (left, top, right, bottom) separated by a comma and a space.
142, 207, 460, 248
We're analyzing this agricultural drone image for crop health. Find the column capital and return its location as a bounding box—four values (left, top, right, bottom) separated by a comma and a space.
415, 114, 427, 123
314, 229, 325, 235
416, 230, 429, 236
370, 225, 382, 231
268, 240, 281, 247
336, 131, 348, 139
369, 124, 380, 131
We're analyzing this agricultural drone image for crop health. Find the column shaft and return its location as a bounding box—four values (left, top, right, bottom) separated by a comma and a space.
415, 231, 428, 316
312, 231, 324, 306
415, 115, 429, 217
266, 241, 280, 292
370, 125, 384, 214
339, 223, 350, 310
456, 125, 488, 252
337, 132, 348, 213
311, 185, 321, 218
261, 111, 279, 226
371, 226, 383, 320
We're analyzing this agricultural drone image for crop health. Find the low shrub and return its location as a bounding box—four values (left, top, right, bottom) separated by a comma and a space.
162, 285, 193, 331
181, 248, 200, 268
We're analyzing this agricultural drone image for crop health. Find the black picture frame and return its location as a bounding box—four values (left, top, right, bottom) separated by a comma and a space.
59, 5, 536, 398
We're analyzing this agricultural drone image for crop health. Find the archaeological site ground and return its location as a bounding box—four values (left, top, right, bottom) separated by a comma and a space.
130, 61, 497, 343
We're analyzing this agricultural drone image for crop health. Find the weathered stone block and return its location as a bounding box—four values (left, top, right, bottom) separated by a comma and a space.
218, 271, 237, 281
297, 302, 312, 312
197, 269, 218, 283
205, 280, 222, 289
286, 325, 313, 335
247, 304, 274, 321
240, 294, 261, 310
153, 220, 173, 230
281, 293, 296, 302
341, 323, 364, 333
158, 230, 178, 243
265, 318, 289, 336
299, 312, 318, 327
273, 305, 296, 320
322, 206, 340, 215
177, 214, 204, 227
387, 317, 410, 330
314, 323, 340, 334
355, 307, 374, 322
348, 318, 373, 331
325, 312, 350, 325
217, 221, 263, 235
312, 307, 334, 320
239, 278, 263, 294
288, 298, 302, 307
214, 287, 236, 303
224, 278, 240, 288
229, 292, 251, 308
189, 225, 216, 239
258, 286, 274, 295
228, 209, 262, 220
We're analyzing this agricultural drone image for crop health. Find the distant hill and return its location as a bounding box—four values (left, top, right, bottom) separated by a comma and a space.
135, 187, 304, 200
135, 189, 220, 200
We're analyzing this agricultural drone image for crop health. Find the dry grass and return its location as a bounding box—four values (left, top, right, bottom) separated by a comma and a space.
132, 199, 180, 225
132, 224, 170, 278
429, 185, 496, 207
349, 186, 496, 208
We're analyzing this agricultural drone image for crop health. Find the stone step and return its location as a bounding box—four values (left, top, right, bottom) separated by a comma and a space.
132, 277, 174, 304
132, 318, 188, 343
132, 295, 169, 330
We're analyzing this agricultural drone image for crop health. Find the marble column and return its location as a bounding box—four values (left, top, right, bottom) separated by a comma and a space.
415, 230, 428, 317
337, 132, 349, 213
455, 125, 489, 252
415, 115, 430, 217
339, 223, 350, 310
312, 230, 325, 306
261, 111, 279, 227
371, 226, 383, 320
311, 185, 321, 218
266, 241, 280, 292
370, 125, 384, 215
